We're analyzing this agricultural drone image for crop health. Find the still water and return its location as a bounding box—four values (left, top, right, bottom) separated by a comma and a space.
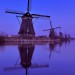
0, 41, 75, 75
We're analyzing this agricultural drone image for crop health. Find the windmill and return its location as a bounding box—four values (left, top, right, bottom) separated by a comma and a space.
43, 20, 61, 39
5, 0, 50, 37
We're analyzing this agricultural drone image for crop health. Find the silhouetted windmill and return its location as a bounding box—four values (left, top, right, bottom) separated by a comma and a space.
5, 0, 50, 37
43, 20, 61, 39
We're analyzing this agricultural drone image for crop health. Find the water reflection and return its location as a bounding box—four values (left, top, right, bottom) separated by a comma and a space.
59, 42, 63, 47
18, 44, 50, 75
18, 42, 63, 73
18, 44, 35, 75
0, 40, 74, 75
18, 44, 35, 68
49, 43, 57, 51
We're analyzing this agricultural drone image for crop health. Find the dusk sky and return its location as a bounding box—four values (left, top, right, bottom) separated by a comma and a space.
0, 0, 75, 37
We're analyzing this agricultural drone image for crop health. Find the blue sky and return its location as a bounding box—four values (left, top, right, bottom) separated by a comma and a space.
0, 0, 75, 37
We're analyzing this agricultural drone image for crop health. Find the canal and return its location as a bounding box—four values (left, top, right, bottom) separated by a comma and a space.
0, 41, 75, 75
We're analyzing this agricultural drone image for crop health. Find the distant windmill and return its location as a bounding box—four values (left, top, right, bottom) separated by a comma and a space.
5, 0, 50, 37
43, 20, 61, 39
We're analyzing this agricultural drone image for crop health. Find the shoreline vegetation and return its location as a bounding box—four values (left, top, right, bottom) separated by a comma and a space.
0, 36, 5, 42
0, 36, 5, 46
0, 35, 74, 45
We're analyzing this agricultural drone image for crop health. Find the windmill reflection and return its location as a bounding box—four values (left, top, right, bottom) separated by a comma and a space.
18, 44, 35, 75
18, 44, 35, 69
48, 42, 61, 58
49, 43, 56, 58
49, 41, 64, 51
49, 43, 57, 51
4, 44, 49, 75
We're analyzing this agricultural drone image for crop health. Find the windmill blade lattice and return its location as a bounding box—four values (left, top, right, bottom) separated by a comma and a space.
5, 9, 25, 15
32, 14, 50, 19
27, 0, 32, 12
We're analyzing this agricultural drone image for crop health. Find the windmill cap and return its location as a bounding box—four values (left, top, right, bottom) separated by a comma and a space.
22, 12, 32, 18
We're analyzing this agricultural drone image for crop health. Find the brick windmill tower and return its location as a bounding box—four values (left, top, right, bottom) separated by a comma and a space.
6, 0, 50, 37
